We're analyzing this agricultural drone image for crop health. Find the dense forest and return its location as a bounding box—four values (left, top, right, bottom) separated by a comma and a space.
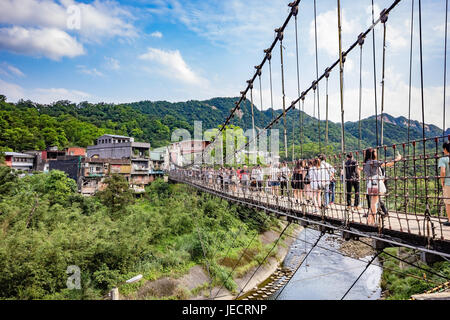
1, 94, 447, 155
0, 167, 283, 300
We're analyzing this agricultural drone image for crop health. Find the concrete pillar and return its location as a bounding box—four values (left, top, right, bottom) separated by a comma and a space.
420, 252, 444, 265
372, 239, 390, 251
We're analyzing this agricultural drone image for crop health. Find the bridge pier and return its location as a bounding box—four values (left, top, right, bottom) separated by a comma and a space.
372, 239, 391, 251
342, 231, 359, 241
420, 252, 444, 265
319, 225, 333, 234
299, 220, 309, 227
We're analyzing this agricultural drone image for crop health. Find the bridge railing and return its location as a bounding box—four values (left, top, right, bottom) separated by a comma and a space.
169, 135, 450, 241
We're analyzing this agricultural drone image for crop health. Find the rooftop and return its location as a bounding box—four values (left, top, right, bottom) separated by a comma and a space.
101, 134, 132, 139
5, 152, 35, 158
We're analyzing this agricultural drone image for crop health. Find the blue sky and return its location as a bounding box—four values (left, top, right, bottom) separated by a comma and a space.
0, 0, 448, 128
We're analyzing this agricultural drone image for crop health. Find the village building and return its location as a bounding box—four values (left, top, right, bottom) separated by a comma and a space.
167, 140, 211, 168
86, 134, 151, 192
4, 152, 35, 172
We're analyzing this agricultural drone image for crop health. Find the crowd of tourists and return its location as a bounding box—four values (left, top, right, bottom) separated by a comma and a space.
174, 142, 450, 227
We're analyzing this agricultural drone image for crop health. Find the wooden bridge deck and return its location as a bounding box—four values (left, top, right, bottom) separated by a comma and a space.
170, 176, 450, 257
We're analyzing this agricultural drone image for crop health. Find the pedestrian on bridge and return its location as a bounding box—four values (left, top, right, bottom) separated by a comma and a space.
364, 148, 401, 225
439, 142, 450, 226
309, 158, 323, 210
320, 155, 335, 208
304, 159, 313, 203
269, 162, 280, 197
345, 153, 362, 211
292, 160, 305, 204
241, 165, 250, 194
280, 162, 291, 197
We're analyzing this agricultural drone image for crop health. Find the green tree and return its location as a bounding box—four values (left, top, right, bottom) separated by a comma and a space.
0, 166, 17, 197
96, 174, 135, 213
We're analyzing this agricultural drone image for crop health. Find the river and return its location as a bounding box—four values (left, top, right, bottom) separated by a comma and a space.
269, 228, 382, 300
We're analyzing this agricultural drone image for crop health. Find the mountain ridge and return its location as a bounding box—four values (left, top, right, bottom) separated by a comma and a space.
0, 95, 448, 155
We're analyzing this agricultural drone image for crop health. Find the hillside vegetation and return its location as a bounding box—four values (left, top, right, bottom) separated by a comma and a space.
0, 167, 280, 300
1, 95, 447, 155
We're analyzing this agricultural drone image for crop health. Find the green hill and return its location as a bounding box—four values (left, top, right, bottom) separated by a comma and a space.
0, 94, 447, 158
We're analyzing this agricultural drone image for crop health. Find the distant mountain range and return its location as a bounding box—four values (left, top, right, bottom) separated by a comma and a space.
1, 96, 448, 155
128, 97, 448, 150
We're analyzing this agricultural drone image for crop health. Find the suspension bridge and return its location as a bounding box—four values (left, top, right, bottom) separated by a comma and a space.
168, 0, 450, 300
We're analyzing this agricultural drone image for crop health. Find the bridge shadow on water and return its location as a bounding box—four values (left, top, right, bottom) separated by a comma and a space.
270, 229, 382, 300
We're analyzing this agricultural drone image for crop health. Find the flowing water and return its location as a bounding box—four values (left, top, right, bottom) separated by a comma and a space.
270, 228, 382, 300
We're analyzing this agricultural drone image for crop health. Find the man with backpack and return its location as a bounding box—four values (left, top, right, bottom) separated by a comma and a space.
439, 142, 450, 226
345, 153, 362, 210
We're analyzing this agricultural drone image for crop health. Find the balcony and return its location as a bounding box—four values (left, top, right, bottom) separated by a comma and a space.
132, 165, 149, 172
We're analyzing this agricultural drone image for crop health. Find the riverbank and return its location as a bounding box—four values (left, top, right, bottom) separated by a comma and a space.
122, 222, 301, 300
211, 223, 302, 300
378, 247, 450, 300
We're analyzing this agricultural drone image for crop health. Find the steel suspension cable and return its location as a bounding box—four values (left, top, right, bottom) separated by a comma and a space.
250, 85, 256, 163
207, 205, 273, 278
212, 210, 273, 300
340, 251, 382, 300
292, 111, 296, 161
276, 229, 447, 285
380, 10, 389, 146
268, 54, 275, 122
337, 0, 348, 224
407, 0, 414, 150
372, 0, 380, 147
325, 71, 330, 151
444, 0, 448, 136
301, 97, 305, 158
258, 70, 263, 114
279, 33, 289, 158
235, 222, 292, 300
357, 239, 450, 281
418, 0, 430, 214
223, 0, 402, 166
314, 0, 322, 153
274, 231, 324, 300
294, 7, 301, 160
358, 34, 365, 151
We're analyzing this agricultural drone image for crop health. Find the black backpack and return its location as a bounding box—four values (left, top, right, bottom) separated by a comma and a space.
345, 160, 358, 180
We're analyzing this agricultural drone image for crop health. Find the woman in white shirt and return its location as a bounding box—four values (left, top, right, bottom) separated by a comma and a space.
270, 163, 280, 196
309, 158, 322, 210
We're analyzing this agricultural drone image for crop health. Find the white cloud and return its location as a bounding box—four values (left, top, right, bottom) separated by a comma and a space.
0, 0, 137, 59
139, 47, 208, 86
104, 57, 120, 70
0, 79, 91, 103
77, 65, 104, 77
310, 9, 361, 58
61, 0, 138, 41
0, 26, 85, 60
0, 79, 25, 100
147, 0, 287, 49
320, 68, 448, 129
0, 62, 25, 77
0, 0, 137, 41
32, 87, 91, 103
150, 31, 163, 38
